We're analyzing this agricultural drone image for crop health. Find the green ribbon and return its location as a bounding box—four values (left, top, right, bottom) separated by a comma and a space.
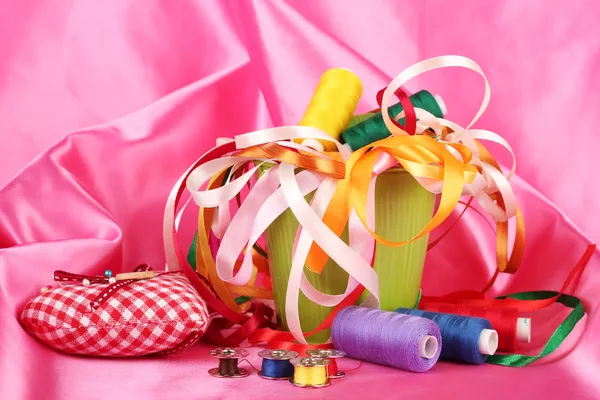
413, 288, 422, 309
187, 232, 199, 271
486, 291, 585, 367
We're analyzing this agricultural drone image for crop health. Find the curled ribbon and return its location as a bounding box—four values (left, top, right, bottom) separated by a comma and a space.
164, 55, 525, 345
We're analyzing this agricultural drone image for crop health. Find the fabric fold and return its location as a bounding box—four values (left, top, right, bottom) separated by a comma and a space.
2, 1, 600, 399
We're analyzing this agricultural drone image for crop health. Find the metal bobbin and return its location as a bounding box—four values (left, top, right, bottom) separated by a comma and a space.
257, 349, 298, 380
290, 356, 331, 388
208, 347, 249, 378
306, 349, 346, 379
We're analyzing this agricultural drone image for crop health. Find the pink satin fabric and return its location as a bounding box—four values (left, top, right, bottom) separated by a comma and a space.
1, 1, 600, 399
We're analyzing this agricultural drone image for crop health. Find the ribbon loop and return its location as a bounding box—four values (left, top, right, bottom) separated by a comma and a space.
164, 55, 526, 347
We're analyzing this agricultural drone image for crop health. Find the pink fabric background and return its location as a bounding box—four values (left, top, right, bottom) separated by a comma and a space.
1, 1, 599, 399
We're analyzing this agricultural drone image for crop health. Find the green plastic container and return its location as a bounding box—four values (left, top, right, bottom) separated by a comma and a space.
265, 168, 436, 343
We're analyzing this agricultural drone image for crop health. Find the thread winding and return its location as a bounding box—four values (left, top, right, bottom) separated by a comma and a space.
331, 306, 441, 372
290, 357, 330, 388
397, 308, 497, 364
258, 349, 298, 379
208, 348, 249, 378
292, 366, 328, 387
218, 358, 240, 375
261, 359, 294, 379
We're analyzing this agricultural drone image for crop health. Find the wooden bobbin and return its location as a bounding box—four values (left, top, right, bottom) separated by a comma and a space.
208, 347, 249, 378
306, 349, 346, 379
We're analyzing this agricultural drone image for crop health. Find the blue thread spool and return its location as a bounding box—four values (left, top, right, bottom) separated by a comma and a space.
257, 349, 298, 380
396, 308, 498, 365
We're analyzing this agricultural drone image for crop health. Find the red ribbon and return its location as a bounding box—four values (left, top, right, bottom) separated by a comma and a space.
249, 282, 365, 354
420, 243, 596, 313
375, 86, 417, 135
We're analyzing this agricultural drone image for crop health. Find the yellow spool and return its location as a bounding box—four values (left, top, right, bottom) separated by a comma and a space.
290, 357, 330, 388
296, 68, 363, 152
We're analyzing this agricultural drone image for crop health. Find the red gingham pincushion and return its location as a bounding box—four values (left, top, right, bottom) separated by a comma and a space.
20, 272, 209, 356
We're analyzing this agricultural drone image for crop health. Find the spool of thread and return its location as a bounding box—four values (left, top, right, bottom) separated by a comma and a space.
208, 347, 249, 378
331, 306, 441, 372
306, 349, 346, 379
296, 68, 363, 152
290, 356, 331, 388
396, 308, 498, 364
420, 302, 531, 352
257, 349, 298, 380
341, 90, 446, 151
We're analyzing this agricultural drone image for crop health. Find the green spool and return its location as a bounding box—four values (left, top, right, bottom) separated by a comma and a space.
341, 90, 445, 151
346, 112, 375, 128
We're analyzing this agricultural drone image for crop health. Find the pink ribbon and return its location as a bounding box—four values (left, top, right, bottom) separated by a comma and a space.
164, 56, 521, 344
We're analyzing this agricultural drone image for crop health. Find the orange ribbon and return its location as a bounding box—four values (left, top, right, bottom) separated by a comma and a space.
195, 135, 524, 321
306, 134, 511, 277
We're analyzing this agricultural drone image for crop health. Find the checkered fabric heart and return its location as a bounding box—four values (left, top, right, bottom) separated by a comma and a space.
20, 272, 209, 356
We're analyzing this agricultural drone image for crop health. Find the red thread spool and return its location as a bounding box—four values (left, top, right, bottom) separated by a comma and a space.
419, 302, 531, 353
327, 359, 339, 376
305, 349, 346, 379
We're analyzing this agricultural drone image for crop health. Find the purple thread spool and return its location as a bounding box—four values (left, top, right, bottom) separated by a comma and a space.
331, 306, 441, 372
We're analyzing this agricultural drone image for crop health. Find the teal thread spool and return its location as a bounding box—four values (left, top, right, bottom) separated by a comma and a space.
341, 90, 446, 151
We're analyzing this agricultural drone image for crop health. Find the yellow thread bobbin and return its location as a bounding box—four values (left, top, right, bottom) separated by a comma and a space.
296, 68, 363, 152
290, 356, 331, 388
